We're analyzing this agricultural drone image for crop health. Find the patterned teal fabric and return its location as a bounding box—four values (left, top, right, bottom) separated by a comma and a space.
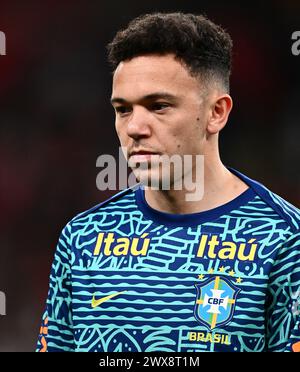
36, 169, 300, 352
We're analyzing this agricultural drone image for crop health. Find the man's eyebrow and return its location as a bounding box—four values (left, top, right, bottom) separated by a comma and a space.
110, 92, 178, 105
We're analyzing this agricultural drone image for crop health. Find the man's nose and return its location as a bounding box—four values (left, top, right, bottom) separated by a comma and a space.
126, 107, 152, 140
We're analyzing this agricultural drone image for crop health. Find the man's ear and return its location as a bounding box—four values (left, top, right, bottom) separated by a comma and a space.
207, 94, 233, 135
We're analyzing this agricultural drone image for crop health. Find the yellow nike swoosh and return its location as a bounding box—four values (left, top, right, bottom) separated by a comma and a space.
91, 291, 127, 308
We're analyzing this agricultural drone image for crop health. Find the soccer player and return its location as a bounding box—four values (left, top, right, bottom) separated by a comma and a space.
36, 12, 300, 352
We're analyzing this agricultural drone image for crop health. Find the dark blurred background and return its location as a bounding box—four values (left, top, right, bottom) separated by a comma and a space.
0, 0, 299, 351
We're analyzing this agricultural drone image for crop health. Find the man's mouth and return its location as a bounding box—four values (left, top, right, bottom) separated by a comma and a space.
129, 150, 160, 163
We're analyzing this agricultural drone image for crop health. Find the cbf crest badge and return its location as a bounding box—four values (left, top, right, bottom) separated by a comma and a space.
194, 276, 241, 330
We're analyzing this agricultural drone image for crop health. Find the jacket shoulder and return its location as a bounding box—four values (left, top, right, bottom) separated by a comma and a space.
229, 167, 300, 233
69, 184, 139, 224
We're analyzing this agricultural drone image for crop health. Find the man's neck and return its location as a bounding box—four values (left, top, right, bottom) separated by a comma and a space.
144, 163, 249, 215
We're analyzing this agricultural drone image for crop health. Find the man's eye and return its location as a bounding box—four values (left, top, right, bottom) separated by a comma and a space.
151, 103, 170, 111
115, 106, 131, 115
115, 106, 129, 114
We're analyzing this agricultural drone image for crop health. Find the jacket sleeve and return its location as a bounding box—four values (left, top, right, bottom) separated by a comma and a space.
36, 223, 75, 352
266, 232, 300, 352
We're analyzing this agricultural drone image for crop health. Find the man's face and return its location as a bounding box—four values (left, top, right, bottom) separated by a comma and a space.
111, 54, 210, 188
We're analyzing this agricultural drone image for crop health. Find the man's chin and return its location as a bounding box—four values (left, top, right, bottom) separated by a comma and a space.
135, 174, 177, 191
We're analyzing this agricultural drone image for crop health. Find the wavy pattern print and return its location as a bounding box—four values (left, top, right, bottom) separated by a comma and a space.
37, 175, 300, 352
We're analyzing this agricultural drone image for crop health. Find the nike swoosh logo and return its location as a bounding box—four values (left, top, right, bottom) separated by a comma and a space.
91, 291, 127, 308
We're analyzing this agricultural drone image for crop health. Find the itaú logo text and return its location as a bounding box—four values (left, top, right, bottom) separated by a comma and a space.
196, 234, 258, 261
93, 232, 151, 256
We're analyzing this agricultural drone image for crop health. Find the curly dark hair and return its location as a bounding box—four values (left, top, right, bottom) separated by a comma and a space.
107, 12, 233, 92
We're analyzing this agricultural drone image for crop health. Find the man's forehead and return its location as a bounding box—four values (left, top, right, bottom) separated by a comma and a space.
116, 54, 202, 84
114, 53, 181, 76
112, 54, 201, 100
